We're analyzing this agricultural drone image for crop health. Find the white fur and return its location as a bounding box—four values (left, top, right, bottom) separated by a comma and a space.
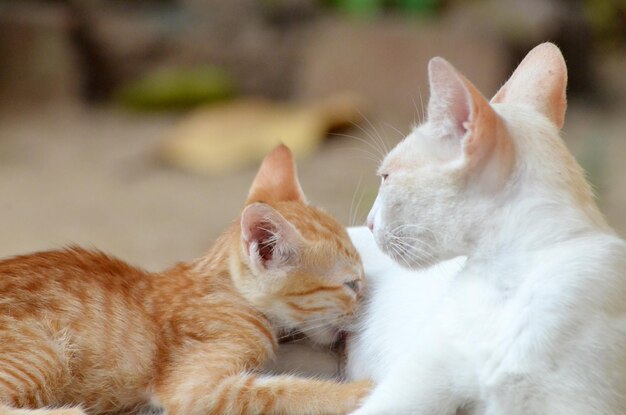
346, 44, 626, 414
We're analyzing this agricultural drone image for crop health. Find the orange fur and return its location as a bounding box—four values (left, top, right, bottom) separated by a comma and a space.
0, 145, 370, 414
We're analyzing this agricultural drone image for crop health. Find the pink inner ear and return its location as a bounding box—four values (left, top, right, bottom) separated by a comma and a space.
427, 57, 472, 137
241, 202, 301, 270
248, 221, 277, 264
426, 56, 505, 168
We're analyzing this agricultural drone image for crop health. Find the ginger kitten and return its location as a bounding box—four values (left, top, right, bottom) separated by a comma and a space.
0, 145, 370, 415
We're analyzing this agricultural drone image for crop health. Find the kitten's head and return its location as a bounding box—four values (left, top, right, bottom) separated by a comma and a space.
367, 43, 592, 268
235, 145, 364, 346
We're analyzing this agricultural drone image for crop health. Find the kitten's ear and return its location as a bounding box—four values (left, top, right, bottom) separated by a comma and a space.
427, 57, 501, 165
241, 203, 303, 272
247, 145, 306, 204
491, 42, 567, 129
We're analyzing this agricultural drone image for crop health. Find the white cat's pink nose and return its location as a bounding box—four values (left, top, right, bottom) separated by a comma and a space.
367, 210, 375, 232
367, 195, 381, 233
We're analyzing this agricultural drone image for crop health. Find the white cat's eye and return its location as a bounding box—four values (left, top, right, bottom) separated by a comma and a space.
345, 280, 360, 292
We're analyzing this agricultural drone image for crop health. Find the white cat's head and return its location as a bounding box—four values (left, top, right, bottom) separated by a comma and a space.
367, 43, 600, 268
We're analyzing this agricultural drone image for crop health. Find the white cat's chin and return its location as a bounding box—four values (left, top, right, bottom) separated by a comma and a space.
382, 243, 438, 270
373, 228, 440, 270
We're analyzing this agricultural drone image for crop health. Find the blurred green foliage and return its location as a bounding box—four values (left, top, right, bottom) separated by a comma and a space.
584, 0, 626, 48
115, 66, 236, 111
324, 0, 441, 17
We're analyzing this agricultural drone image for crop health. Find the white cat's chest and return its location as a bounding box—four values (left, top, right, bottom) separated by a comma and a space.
446, 259, 523, 332
434, 264, 529, 378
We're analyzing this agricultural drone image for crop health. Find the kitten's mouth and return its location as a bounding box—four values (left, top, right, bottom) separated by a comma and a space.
331, 330, 348, 354
278, 327, 348, 354
277, 328, 306, 344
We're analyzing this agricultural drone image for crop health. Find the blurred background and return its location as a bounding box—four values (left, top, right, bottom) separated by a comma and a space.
0, 0, 624, 270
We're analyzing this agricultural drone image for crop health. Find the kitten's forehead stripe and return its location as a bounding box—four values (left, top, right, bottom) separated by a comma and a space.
286, 302, 331, 314
286, 286, 343, 297
274, 202, 360, 262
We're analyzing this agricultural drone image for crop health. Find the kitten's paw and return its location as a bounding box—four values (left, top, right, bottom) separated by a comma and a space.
344, 379, 374, 412
28, 408, 87, 415
49, 409, 87, 415
349, 405, 391, 415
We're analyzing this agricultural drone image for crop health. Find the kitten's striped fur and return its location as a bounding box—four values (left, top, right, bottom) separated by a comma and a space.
0, 145, 370, 414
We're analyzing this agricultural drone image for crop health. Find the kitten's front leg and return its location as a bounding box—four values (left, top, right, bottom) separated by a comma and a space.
219, 373, 372, 414
154, 345, 372, 415
158, 372, 371, 415
0, 407, 86, 415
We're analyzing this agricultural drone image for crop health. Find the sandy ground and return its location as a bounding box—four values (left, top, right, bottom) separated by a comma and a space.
0, 105, 381, 270
0, 99, 624, 272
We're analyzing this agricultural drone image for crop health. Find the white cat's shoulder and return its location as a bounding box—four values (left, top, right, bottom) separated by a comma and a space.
529, 232, 626, 299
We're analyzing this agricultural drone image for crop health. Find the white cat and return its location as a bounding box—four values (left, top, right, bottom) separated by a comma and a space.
346, 43, 626, 415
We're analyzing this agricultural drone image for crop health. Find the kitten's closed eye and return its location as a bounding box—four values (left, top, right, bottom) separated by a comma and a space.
344, 280, 360, 293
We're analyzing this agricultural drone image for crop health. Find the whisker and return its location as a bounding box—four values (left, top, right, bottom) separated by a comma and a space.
333, 134, 385, 159
352, 185, 368, 227
390, 242, 412, 269
418, 87, 426, 124
349, 175, 364, 227
349, 120, 388, 159
358, 110, 389, 154
336, 146, 383, 165
382, 122, 406, 141
394, 239, 434, 263
331, 132, 386, 160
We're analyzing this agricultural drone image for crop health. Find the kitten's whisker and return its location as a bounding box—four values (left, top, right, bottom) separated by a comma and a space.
299, 314, 346, 325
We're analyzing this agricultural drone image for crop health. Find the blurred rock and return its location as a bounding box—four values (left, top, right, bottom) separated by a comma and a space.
0, 2, 80, 109
172, 0, 310, 99
449, 0, 597, 100
86, 0, 315, 100
294, 16, 508, 130
82, 4, 180, 101
161, 93, 363, 174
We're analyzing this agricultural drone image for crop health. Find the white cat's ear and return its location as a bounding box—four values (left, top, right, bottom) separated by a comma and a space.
427, 57, 502, 166
247, 144, 307, 204
241, 203, 303, 272
491, 42, 567, 129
